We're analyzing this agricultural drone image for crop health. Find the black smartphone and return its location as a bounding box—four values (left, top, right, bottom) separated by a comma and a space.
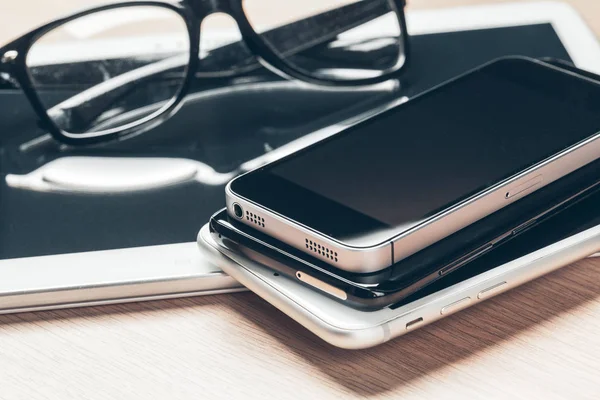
211, 157, 600, 309
225, 57, 600, 273
212, 58, 600, 309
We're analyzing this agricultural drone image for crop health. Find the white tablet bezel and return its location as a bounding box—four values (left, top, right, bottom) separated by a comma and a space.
408, 1, 600, 74
1, 1, 598, 313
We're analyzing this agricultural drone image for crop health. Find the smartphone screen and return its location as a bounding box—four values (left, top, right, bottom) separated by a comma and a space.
231, 58, 600, 245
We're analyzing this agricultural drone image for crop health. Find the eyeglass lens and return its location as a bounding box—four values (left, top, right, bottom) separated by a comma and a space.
25, 5, 190, 136
243, 0, 405, 81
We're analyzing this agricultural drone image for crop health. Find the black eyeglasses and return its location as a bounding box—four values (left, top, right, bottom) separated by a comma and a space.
0, 0, 409, 147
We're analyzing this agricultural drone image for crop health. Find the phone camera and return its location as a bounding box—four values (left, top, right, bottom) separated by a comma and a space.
233, 203, 244, 219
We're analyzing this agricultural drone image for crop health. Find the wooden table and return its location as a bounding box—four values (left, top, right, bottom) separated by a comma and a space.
2, 1, 600, 399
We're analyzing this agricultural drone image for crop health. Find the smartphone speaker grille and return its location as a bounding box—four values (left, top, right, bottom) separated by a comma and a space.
245, 211, 265, 228
305, 238, 338, 262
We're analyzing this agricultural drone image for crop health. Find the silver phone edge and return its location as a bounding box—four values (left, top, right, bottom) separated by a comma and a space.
0, 243, 245, 315
198, 223, 600, 350
0, 287, 247, 315
225, 56, 600, 274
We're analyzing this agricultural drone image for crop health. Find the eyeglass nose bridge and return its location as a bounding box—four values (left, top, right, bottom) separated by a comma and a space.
185, 0, 251, 51
185, 0, 268, 78
186, 0, 241, 20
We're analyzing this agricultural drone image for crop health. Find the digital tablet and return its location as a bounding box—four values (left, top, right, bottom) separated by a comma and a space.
1, 2, 599, 312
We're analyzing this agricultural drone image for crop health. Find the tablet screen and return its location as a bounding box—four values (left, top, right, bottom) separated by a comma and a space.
0, 23, 574, 259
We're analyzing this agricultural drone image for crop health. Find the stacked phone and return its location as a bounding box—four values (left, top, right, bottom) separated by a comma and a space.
199, 57, 600, 348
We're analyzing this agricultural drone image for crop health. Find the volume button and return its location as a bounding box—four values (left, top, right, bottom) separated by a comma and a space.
439, 244, 493, 276
512, 219, 537, 236
477, 282, 507, 299
440, 297, 472, 315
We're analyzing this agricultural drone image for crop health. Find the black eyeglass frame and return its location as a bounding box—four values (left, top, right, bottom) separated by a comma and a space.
0, 0, 409, 146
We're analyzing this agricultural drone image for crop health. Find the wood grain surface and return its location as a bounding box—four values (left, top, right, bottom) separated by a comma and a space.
2, 1, 600, 399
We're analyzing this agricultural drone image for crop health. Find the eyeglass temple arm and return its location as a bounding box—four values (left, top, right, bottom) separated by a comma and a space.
265, 1, 392, 56
200, 0, 394, 71
41, 1, 395, 134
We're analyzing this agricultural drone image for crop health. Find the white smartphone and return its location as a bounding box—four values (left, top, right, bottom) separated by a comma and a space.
225, 57, 600, 274
199, 186, 600, 349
